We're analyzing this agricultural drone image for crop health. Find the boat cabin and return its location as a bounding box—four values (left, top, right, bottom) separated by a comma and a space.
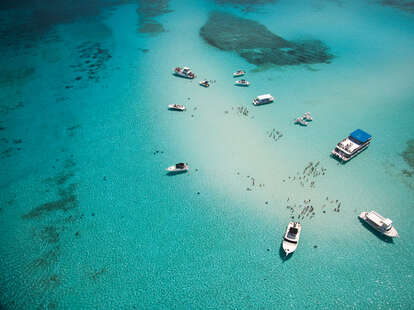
366, 211, 393, 231
332, 129, 372, 161
253, 94, 274, 105
288, 227, 298, 237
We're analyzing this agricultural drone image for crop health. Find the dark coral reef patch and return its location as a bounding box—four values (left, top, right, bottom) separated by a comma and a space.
0, 0, 128, 49
22, 183, 79, 219
379, 0, 414, 14
136, 0, 172, 35
402, 139, 414, 174
70, 42, 112, 83
200, 11, 334, 67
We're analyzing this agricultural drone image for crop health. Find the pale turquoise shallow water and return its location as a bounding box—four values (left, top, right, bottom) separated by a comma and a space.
0, 0, 413, 309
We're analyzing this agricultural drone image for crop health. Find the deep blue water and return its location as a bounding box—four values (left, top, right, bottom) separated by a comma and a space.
1, 0, 414, 309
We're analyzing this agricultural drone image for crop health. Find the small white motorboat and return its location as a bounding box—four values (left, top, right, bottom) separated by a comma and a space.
359, 211, 399, 238
168, 104, 186, 111
303, 112, 312, 121
294, 117, 308, 126
199, 79, 210, 87
282, 222, 302, 256
166, 163, 189, 173
173, 66, 195, 79
233, 70, 245, 77
235, 79, 250, 86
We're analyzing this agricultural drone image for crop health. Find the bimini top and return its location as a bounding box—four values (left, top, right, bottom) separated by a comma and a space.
350, 129, 371, 143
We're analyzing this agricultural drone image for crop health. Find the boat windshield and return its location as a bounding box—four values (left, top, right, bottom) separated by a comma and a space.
289, 227, 298, 235
284, 237, 297, 244
176, 163, 185, 169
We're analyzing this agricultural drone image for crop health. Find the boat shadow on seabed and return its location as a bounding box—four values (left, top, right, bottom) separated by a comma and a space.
358, 217, 395, 243
166, 170, 189, 176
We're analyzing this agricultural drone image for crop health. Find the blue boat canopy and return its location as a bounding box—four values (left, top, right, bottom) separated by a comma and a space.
350, 129, 371, 143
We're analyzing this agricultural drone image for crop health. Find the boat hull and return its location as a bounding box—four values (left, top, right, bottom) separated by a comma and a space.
253, 100, 274, 106
173, 72, 195, 79
331, 142, 370, 162
282, 240, 298, 256
235, 82, 250, 87
166, 167, 188, 173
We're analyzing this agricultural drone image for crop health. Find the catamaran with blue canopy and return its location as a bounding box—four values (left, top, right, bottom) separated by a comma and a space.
332, 129, 372, 162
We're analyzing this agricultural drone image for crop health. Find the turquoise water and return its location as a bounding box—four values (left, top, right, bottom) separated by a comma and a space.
1, 0, 414, 308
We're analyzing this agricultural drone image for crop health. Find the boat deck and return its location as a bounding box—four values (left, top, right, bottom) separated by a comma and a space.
366, 211, 387, 226
337, 137, 361, 154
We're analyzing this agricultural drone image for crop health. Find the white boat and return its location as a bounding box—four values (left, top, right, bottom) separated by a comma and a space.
282, 222, 302, 256
294, 117, 308, 126
233, 70, 245, 77
168, 104, 186, 111
303, 112, 312, 121
235, 79, 250, 86
253, 94, 274, 106
173, 66, 195, 79
359, 211, 399, 238
166, 163, 189, 173
332, 129, 372, 162
199, 79, 210, 87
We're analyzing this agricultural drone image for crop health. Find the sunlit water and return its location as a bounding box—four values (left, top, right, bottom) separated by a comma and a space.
0, 0, 413, 308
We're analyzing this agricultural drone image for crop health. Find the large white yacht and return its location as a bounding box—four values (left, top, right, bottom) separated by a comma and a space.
173, 66, 195, 79
359, 211, 399, 238
282, 222, 302, 256
332, 129, 372, 162
253, 94, 274, 106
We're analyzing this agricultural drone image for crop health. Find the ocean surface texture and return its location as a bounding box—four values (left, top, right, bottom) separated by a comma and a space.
1, 0, 414, 309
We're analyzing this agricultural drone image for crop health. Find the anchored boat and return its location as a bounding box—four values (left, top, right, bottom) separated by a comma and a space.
173, 66, 195, 79
359, 211, 399, 238
235, 79, 250, 86
332, 129, 372, 162
282, 222, 302, 256
199, 79, 210, 87
166, 163, 189, 173
233, 70, 245, 77
253, 94, 274, 106
168, 104, 185, 111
